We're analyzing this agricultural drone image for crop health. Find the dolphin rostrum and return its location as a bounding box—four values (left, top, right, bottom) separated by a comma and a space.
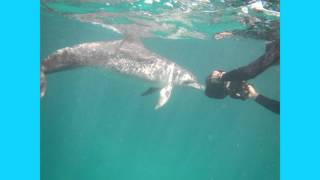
41, 38, 204, 109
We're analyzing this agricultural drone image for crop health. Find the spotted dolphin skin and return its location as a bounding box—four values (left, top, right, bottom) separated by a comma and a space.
41, 39, 204, 109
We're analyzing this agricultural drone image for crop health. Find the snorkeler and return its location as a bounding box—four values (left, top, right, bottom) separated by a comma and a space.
205, 39, 279, 114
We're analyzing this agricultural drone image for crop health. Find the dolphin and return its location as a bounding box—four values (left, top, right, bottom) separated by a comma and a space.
41, 38, 204, 109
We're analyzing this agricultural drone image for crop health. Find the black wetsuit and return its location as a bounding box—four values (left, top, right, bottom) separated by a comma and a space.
221, 39, 279, 81
223, 40, 279, 114
206, 0, 280, 114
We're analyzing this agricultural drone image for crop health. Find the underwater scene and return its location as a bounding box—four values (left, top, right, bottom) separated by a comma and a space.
41, 0, 280, 180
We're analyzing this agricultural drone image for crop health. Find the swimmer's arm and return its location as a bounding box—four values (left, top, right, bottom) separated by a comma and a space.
221, 54, 271, 81
247, 84, 279, 114
221, 40, 279, 81
254, 95, 280, 114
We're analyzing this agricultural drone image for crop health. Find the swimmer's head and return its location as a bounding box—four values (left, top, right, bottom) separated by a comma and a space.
205, 70, 228, 99
209, 70, 225, 81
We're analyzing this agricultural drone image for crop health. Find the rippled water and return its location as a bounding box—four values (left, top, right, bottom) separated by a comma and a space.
41, 1, 279, 180
41, 0, 279, 39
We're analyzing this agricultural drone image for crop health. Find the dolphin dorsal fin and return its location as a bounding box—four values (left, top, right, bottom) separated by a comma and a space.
121, 32, 144, 46
116, 33, 144, 52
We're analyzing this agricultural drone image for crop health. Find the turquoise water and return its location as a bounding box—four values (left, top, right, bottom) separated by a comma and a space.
41, 1, 279, 180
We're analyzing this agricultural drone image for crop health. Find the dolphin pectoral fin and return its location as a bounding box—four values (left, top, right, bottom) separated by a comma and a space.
40, 65, 47, 98
141, 87, 161, 96
154, 84, 173, 110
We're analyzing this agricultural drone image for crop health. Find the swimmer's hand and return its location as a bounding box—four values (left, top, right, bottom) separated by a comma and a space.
247, 85, 259, 99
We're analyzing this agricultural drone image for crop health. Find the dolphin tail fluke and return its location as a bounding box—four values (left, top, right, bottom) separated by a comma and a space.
40, 65, 47, 98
